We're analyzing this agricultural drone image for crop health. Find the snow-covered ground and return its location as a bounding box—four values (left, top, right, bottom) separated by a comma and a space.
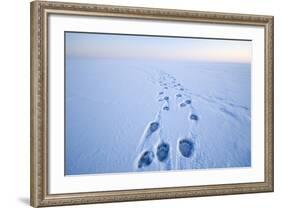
65, 58, 251, 175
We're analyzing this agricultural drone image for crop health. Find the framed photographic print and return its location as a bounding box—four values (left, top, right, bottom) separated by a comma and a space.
30, 1, 274, 207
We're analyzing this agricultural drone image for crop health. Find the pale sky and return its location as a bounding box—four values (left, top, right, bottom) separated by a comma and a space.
65, 32, 252, 63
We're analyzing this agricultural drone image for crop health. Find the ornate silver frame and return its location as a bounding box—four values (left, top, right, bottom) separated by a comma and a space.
30, 1, 274, 207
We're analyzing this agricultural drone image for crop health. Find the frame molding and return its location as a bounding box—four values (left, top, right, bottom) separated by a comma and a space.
30, 1, 274, 207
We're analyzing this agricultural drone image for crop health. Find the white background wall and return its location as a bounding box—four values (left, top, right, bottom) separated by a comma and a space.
0, 0, 278, 207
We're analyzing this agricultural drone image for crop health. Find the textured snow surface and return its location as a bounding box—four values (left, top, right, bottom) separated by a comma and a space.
65, 58, 251, 175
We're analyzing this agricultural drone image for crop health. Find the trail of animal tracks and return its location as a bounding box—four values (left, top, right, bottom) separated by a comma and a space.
65, 59, 251, 175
